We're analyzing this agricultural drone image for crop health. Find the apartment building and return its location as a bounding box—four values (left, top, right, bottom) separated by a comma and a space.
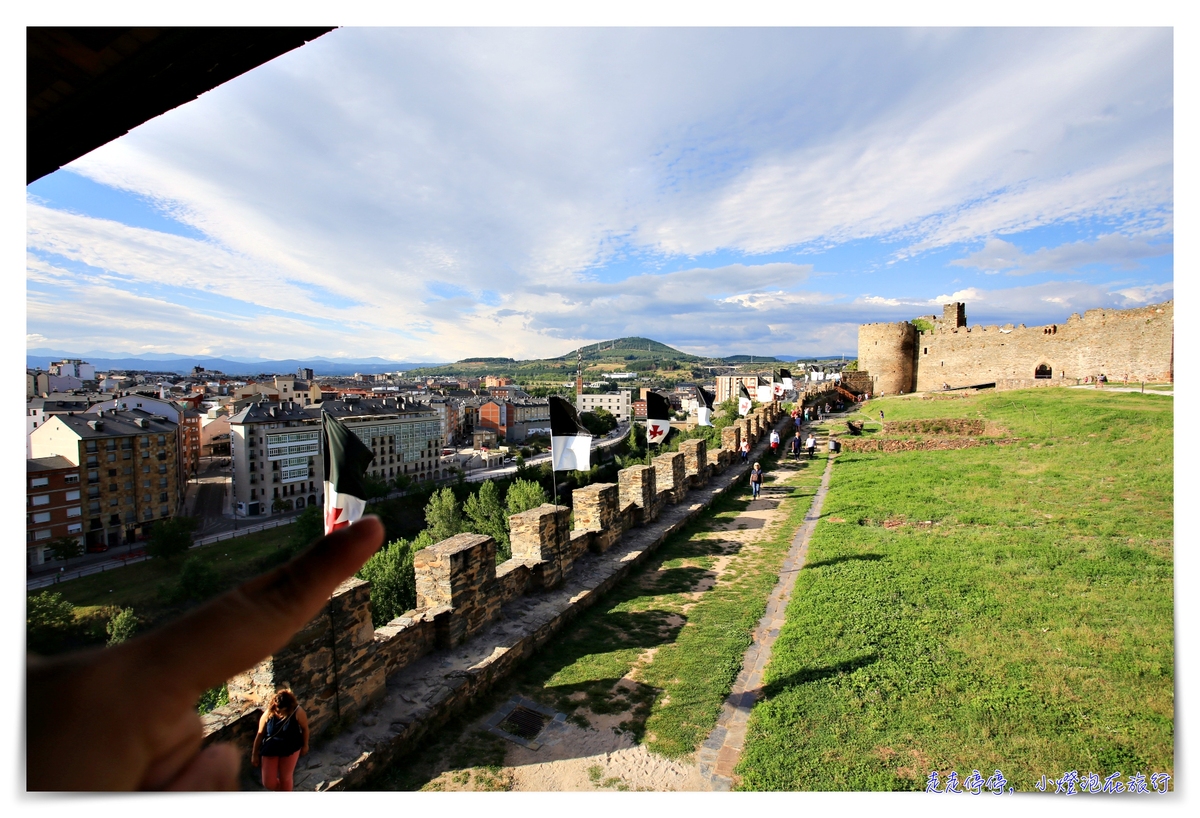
229, 397, 447, 516
577, 389, 633, 422
322, 397, 446, 483
26, 456, 83, 566
30, 409, 183, 551
229, 401, 319, 517
714, 375, 763, 405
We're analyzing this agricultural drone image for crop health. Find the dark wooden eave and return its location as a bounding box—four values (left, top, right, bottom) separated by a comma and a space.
27, 26, 335, 184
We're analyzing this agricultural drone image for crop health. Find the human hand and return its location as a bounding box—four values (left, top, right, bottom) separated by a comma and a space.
26, 516, 385, 791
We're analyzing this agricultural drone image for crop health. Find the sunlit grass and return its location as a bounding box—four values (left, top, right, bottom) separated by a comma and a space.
735, 388, 1173, 791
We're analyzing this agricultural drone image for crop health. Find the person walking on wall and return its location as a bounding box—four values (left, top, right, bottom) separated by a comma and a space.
790, 432, 802, 460
252, 689, 309, 792
740, 438, 750, 463
749, 462, 763, 499
769, 429, 781, 455
805, 433, 816, 460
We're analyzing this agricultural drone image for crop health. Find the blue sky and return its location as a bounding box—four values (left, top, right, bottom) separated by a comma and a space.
25, 27, 1173, 361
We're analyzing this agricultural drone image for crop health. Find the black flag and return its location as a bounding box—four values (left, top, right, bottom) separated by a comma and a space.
738, 382, 753, 417
322, 411, 376, 534
646, 391, 671, 444
695, 385, 715, 427
550, 396, 592, 471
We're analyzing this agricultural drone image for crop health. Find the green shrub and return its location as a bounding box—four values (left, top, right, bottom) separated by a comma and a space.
27, 591, 77, 654
105, 607, 138, 646
197, 683, 229, 715
357, 538, 420, 626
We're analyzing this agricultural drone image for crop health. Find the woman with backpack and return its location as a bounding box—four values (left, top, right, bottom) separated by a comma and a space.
749, 462, 763, 499
252, 689, 310, 791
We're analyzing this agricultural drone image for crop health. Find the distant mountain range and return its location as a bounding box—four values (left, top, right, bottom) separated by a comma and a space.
27, 338, 829, 378
26, 349, 445, 377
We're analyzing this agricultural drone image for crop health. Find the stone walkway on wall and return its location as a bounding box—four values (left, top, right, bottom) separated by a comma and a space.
697, 418, 839, 791
290, 414, 791, 791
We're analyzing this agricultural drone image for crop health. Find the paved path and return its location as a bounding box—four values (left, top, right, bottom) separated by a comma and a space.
1069, 385, 1173, 396
698, 418, 839, 791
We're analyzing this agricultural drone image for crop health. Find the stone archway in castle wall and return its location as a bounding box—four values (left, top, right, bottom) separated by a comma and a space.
1035, 364, 1052, 379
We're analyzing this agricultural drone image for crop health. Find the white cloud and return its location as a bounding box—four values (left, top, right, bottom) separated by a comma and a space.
950, 234, 1172, 274
30, 28, 1171, 359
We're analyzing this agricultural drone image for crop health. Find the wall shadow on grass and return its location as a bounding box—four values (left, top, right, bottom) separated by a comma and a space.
803, 553, 885, 571
759, 653, 880, 700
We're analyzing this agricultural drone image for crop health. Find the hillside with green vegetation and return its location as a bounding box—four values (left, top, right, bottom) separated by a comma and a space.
736, 388, 1174, 790
404, 336, 725, 383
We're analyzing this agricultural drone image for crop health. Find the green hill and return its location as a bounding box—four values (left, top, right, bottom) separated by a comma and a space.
553, 337, 703, 363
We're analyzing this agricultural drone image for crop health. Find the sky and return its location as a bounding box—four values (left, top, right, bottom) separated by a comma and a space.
25, 27, 1174, 362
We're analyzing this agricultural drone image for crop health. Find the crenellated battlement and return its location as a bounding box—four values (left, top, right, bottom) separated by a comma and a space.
858, 300, 1172, 392
205, 401, 791, 788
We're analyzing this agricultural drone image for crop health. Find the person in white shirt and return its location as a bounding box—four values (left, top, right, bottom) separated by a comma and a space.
769, 429, 781, 454
805, 434, 816, 459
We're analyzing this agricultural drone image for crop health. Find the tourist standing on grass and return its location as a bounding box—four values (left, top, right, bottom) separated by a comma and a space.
790, 433, 802, 460
252, 689, 309, 792
749, 462, 763, 499
805, 433, 816, 459
879, 409, 885, 422
740, 438, 750, 463
769, 429, 781, 454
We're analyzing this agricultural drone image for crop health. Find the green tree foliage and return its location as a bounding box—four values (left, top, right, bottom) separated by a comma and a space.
197, 683, 230, 715
46, 536, 85, 569
27, 591, 77, 654
169, 555, 222, 605
912, 318, 935, 333
289, 504, 323, 552
392, 473, 414, 493
463, 480, 511, 560
105, 607, 138, 646
506, 478, 548, 517
357, 538, 419, 626
146, 517, 197, 561
362, 474, 391, 503
579, 408, 618, 437
844, 360, 859, 372
424, 487, 463, 542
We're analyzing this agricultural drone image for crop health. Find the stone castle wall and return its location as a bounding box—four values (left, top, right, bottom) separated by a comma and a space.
857, 300, 1172, 394
858, 321, 917, 395
914, 301, 1173, 391
207, 401, 787, 775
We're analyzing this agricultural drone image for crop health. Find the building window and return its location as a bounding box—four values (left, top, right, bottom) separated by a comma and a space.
160, 505, 170, 517
65, 474, 79, 484
66, 506, 81, 518
31, 495, 49, 506
67, 523, 82, 534
35, 529, 51, 541
32, 511, 51, 524
31, 477, 49, 487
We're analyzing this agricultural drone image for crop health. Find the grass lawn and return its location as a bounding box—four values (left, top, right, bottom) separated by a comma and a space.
372, 443, 826, 789
735, 388, 1173, 791
31, 523, 300, 648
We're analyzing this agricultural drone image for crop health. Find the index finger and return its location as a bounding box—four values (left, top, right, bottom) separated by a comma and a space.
129, 515, 385, 697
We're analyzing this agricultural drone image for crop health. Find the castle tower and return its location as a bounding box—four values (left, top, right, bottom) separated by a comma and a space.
857, 321, 917, 395
943, 302, 966, 328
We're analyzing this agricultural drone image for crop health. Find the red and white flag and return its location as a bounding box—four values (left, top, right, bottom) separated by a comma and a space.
322, 411, 376, 535
646, 391, 671, 444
